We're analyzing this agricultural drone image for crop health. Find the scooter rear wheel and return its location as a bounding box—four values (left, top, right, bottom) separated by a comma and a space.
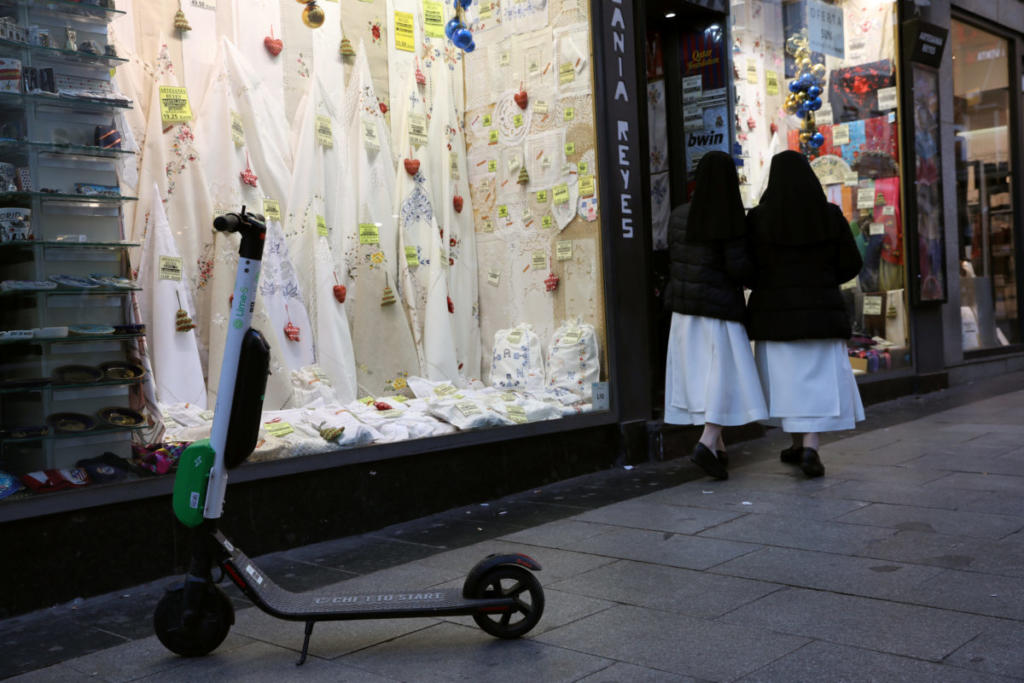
154, 583, 234, 657
470, 565, 544, 639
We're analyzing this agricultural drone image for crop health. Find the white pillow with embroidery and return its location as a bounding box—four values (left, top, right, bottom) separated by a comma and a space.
489, 323, 545, 392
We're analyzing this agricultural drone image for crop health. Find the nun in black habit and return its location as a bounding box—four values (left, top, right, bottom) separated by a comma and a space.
664, 151, 767, 481
746, 150, 866, 478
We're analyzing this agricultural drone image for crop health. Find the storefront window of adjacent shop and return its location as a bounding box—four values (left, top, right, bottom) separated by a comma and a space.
952, 19, 1020, 350
0, 0, 607, 504
730, 0, 910, 377
681, 20, 729, 196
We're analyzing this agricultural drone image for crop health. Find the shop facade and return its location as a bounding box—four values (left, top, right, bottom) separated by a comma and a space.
3, 0, 1024, 615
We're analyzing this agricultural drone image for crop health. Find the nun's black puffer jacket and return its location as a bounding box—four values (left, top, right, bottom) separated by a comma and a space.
666, 204, 753, 323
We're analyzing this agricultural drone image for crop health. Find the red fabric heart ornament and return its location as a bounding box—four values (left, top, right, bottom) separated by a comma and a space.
452, 195, 463, 213
403, 158, 420, 176
333, 284, 346, 303
264, 36, 283, 57
514, 89, 528, 109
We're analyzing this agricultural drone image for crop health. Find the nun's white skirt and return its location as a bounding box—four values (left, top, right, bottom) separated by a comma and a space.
755, 339, 865, 432
664, 313, 768, 426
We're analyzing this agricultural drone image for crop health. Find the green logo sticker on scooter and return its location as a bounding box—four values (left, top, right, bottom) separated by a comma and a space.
172, 439, 215, 527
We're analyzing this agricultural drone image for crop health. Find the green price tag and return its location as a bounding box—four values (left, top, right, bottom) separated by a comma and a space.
536, 189, 548, 203
358, 223, 380, 244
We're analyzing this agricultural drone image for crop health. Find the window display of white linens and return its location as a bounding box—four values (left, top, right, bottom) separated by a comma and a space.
250, 406, 382, 462
346, 397, 455, 440
287, 366, 342, 408
478, 389, 563, 423
426, 395, 515, 430
546, 319, 599, 401
490, 323, 545, 391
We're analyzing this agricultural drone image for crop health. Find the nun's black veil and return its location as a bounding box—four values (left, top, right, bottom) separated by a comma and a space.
756, 150, 833, 244
685, 151, 746, 242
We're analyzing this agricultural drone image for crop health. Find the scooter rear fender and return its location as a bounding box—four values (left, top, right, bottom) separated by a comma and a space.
462, 553, 542, 598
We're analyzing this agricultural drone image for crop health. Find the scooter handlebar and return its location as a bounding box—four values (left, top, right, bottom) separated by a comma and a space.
213, 207, 267, 261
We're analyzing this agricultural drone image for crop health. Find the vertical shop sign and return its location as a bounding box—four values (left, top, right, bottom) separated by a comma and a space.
602, 0, 640, 240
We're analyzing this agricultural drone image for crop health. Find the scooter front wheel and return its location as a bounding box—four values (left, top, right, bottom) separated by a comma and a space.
470, 565, 544, 639
154, 583, 234, 657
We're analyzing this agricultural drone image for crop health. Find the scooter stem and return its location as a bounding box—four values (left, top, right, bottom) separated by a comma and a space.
203, 209, 266, 520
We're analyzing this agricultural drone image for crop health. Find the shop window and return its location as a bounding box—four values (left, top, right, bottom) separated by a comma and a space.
730, 0, 910, 377
0, 0, 607, 505
952, 19, 1020, 350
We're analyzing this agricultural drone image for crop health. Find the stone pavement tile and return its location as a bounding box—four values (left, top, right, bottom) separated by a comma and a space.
418, 540, 616, 585
899, 568, 1024, 620
437, 584, 615, 637
642, 471, 839, 503
809, 478, 976, 511
959, 489, 1024, 517
556, 526, 760, 570
548, 559, 781, 619
499, 519, 623, 549
697, 512, 894, 555
61, 632, 252, 683
135, 640, 396, 682
537, 604, 808, 680
824, 439, 965, 466
718, 587, 997, 661
284, 534, 443, 575
905, 452, 1024, 477
927, 472, 1024, 494
368, 514, 523, 549
344, 621, 612, 682
822, 461, 951, 485
577, 662, 699, 683
450, 499, 580, 528
0, 616, 125, 680
642, 484, 867, 521
822, 429, 904, 452
711, 546, 944, 601
241, 553, 357, 593
5, 664, 99, 682
857, 529, 1024, 577
232, 604, 439, 660
736, 640, 1011, 683
572, 498, 744, 534
833, 502, 1024, 539
61, 582, 169, 642
945, 621, 1024, 679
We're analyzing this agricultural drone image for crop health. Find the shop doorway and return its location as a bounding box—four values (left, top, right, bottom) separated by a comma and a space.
644, 1, 730, 414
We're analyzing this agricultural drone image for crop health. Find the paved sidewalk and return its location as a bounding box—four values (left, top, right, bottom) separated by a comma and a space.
4, 373, 1024, 681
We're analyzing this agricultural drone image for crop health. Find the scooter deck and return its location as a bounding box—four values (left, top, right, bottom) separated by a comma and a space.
214, 532, 515, 622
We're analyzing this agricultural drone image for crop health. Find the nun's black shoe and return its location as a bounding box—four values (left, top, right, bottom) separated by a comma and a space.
691, 443, 728, 480
780, 446, 802, 464
717, 450, 728, 468
800, 448, 825, 478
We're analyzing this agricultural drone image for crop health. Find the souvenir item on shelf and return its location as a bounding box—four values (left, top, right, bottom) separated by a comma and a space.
68, 324, 115, 335
89, 274, 135, 289
264, 27, 283, 57
1, 280, 54, 290
94, 124, 121, 149
64, 27, 77, 51
15, 167, 31, 191
21, 468, 90, 492
0, 471, 23, 500
112, 323, 145, 335
0, 57, 19, 93
99, 360, 146, 380
0, 164, 16, 192
0, 329, 32, 340
98, 407, 146, 428
9, 424, 48, 438
34, 326, 68, 338
74, 183, 119, 196
53, 364, 103, 383
46, 412, 96, 433
78, 40, 101, 55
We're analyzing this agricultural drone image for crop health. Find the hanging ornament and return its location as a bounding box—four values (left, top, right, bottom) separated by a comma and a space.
415, 58, 426, 86
517, 166, 530, 185
240, 151, 258, 187
339, 37, 355, 57
283, 305, 301, 341
174, 7, 192, 32
264, 26, 283, 57
318, 423, 345, 441
445, 0, 476, 53
447, 296, 454, 314
381, 281, 396, 306
403, 158, 420, 176
175, 292, 195, 332
452, 195, 464, 213
514, 87, 529, 110
373, 400, 393, 411
544, 272, 559, 292
332, 273, 347, 303
302, 1, 326, 29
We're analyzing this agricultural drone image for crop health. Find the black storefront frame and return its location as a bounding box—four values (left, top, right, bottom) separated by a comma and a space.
951, 7, 1024, 355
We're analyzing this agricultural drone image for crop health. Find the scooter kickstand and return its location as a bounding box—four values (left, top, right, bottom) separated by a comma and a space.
296, 621, 315, 666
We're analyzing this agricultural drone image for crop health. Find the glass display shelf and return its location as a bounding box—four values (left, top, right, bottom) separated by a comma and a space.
0, 284, 140, 296
0, 90, 132, 111
0, 36, 127, 66
0, 190, 137, 203
1, 0, 125, 23
0, 240, 138, 250
0, 139, 135, 159
0, 331, 142, 345
0, 375, 144, 395
0, 422, 144, 445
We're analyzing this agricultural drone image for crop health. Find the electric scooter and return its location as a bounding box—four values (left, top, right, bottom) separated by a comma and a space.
153, 209, 544, 665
